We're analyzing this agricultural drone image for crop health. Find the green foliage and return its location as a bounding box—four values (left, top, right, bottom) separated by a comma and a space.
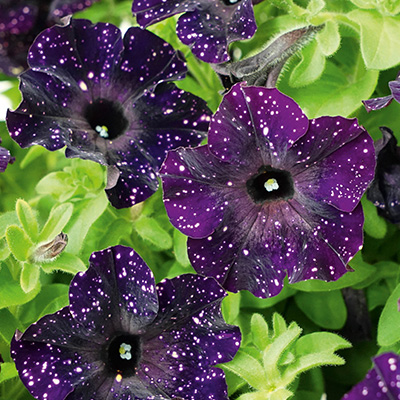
378, 282, 400, 347
347, 9, 400, 70
294, 290, 347, 329
1, 0, 400, 399
220, 313, 350, 400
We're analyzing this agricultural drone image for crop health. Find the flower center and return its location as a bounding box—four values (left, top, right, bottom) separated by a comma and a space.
106, 334, 142, 377
85, 99, 129, 140
222, 0, 241, 4
246, 166, 294, 204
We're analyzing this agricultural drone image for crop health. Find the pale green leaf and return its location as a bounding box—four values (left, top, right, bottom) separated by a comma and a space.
289, 40, 325, 88
361, 196, 387, 239
173, 229, 190, 267
40, 252, 86, 274
135, 216, 173, 250
0, 264, 40, 309
39, 203, 73, 243
378, 282, 400, 346
5, 225, 32, 261
316, 20, 340, 56
0, 362, 18, 383
251, 314, 269, 351
16, 199, 38, 241
20, 262, 41, 293
279, 37, 378, 118
222, 292, 241, 326
64, 194, 108, 254
348, 9, 400, 69
0, 211, 18, 238
220, 350, 266, 390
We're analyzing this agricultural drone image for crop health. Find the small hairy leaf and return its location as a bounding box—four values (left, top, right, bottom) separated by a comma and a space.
20, 262, 41, 293
5, 225, 32, 261
378, 282, 400, 346
16, 199, 38, 241
39, 203, 73, 243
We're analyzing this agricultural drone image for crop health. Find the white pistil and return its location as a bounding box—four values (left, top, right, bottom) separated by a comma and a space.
95, 125, 109, 138
119, 343, 132, 360
264, 178, 279, 192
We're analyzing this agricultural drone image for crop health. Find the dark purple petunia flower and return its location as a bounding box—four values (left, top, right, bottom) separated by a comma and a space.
363, 71, 400, 112
367, 126, 400, 224
342, 353, 400, 399
11, 245, 240, 400
132, 0, 257, 64
6, 19, 211, 208
0, 138, 13, 172
160, 83, 376, 298
0, 0, 97, 76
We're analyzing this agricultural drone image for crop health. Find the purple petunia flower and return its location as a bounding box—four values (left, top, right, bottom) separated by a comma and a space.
366, 126, 400, 224
363, 71, 400, 112
11, 245, 240, 400
342, 353, 400, 399
0, 0, 97, 76
0, 138, 13, 172
132, 0, 257, 64
6, 19, 211, 208
160, 83, 376, 298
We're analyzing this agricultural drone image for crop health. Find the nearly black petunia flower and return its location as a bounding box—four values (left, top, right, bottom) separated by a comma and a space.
366, 126, 400, 224
6, 19, 211, 208
363, 71, 400, 112
0, 0, 97, 76
11, 245, 240, 400
342, 353, 400, 399
0, 138, 14, 172
132, 0, 257, 64
160, 83, 376, 298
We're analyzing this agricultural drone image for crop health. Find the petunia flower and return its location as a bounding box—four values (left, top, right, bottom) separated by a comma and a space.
160, 83, 376, 298
0, 138, 13, 172
366, 126, 400, 224
342, 353, 400, 399
11, 245, 241, 400
363, 71, 400, 112
132, 0, 257, 64
0, 0, 97, 76
6, 19, 211, 208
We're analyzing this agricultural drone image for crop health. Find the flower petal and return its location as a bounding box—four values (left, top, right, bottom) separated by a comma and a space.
140, 274, 240, 399
208, 84, 308, 165
363, 94, 393, 112
7, 70, 82, 152
132, 0, 196, 28
342, 353, 400, 400
69, 246, 158, 335
0, 145, 12, 172
289, 116, 376, 213
11, 307, 103, 400
161, 145, 252, 238
112, 27, 187, 104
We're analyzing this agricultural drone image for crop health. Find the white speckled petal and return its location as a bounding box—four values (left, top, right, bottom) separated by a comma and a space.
289, 116, 376, 213
343, 353, 400, 400
140, 274, 240, 399
133, 0, 256, 64
69, 246, 158, 335
10, 307, 104, 400
208, 84, 309, 165
161, 145, 254, 238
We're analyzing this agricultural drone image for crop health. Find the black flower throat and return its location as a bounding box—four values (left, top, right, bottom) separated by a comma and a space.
85, 99, 129, 140
105, 334, 142, 377
246, 165, 294, 204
